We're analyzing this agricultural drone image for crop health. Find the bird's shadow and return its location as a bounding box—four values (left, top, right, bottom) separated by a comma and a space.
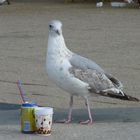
54, 107, 140, 123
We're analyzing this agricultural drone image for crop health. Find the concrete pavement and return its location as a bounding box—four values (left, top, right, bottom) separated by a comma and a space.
0, 1, 140, 139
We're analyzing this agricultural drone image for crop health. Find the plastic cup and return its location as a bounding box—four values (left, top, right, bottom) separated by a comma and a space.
34, 107, 53, 136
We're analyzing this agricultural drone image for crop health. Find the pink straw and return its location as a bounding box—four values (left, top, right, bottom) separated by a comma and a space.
16, 80, 26, 103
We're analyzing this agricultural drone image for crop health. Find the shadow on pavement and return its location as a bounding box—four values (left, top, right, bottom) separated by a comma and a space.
54, 107, 140, 123
0, 102, 140, 125
0, 102, 20, 110
0, 103, 20, 125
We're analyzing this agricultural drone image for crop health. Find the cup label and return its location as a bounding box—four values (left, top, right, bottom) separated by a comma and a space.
23, 121, 30, 131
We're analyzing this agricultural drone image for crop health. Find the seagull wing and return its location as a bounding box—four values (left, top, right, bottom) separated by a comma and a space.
69, 55, 139, 101
105, 73, 123, 90
70, 53, 123, 90
69, 66, 116, 94
69, 66, 139, 101
70, 53, 104, 73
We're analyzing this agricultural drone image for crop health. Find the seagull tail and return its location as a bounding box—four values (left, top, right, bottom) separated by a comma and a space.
97, 90, 139, 102
107, 92, 139, 102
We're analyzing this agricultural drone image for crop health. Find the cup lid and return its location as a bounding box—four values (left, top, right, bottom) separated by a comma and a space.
35, 107, 53, 115
21, 102, 37, 107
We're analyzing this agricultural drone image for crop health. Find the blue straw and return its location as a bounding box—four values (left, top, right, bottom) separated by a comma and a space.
17, 80, 26, 103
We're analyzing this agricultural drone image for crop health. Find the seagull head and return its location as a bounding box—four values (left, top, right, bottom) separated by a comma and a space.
49, 20, 62, 36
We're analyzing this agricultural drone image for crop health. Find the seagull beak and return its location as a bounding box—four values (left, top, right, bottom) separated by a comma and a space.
55, 29, 61, 35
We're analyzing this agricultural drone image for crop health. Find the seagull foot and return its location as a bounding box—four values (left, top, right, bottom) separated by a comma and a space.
79, 119, 93, 125
54, 119, 71, 124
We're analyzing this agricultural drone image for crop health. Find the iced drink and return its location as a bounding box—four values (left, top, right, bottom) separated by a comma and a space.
34, 107, 53, 136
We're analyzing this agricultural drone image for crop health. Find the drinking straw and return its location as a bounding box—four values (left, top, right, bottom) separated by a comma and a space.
16, 80, 26, 103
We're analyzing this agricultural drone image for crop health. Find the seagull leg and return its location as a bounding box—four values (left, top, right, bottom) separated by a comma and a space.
55, 95, 73, 124
66, 95, 73, 123
79, 97, 93, 125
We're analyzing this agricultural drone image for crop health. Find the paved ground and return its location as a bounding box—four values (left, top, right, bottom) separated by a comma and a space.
0, 104, 140, 140
0, 0, 140, 139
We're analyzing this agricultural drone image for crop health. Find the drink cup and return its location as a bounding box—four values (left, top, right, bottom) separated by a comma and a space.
20, 102, 37, 133
34, 107, 53, 136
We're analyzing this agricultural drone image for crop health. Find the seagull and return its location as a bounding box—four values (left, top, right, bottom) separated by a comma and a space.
46, 20, 139, 124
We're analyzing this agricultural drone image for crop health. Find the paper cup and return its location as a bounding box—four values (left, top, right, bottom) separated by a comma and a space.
34, 107, 53, 136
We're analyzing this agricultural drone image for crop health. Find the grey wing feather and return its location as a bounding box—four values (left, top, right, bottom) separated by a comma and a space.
70, 53, 104, 73
70, 53, 123, 90
105, 73, 123, 90
69, 67, 115, 94
69, 66, 140, 102
68, 55, 139, 101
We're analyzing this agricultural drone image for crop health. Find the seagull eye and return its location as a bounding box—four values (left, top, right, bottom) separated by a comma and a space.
49, 25, 53, 29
